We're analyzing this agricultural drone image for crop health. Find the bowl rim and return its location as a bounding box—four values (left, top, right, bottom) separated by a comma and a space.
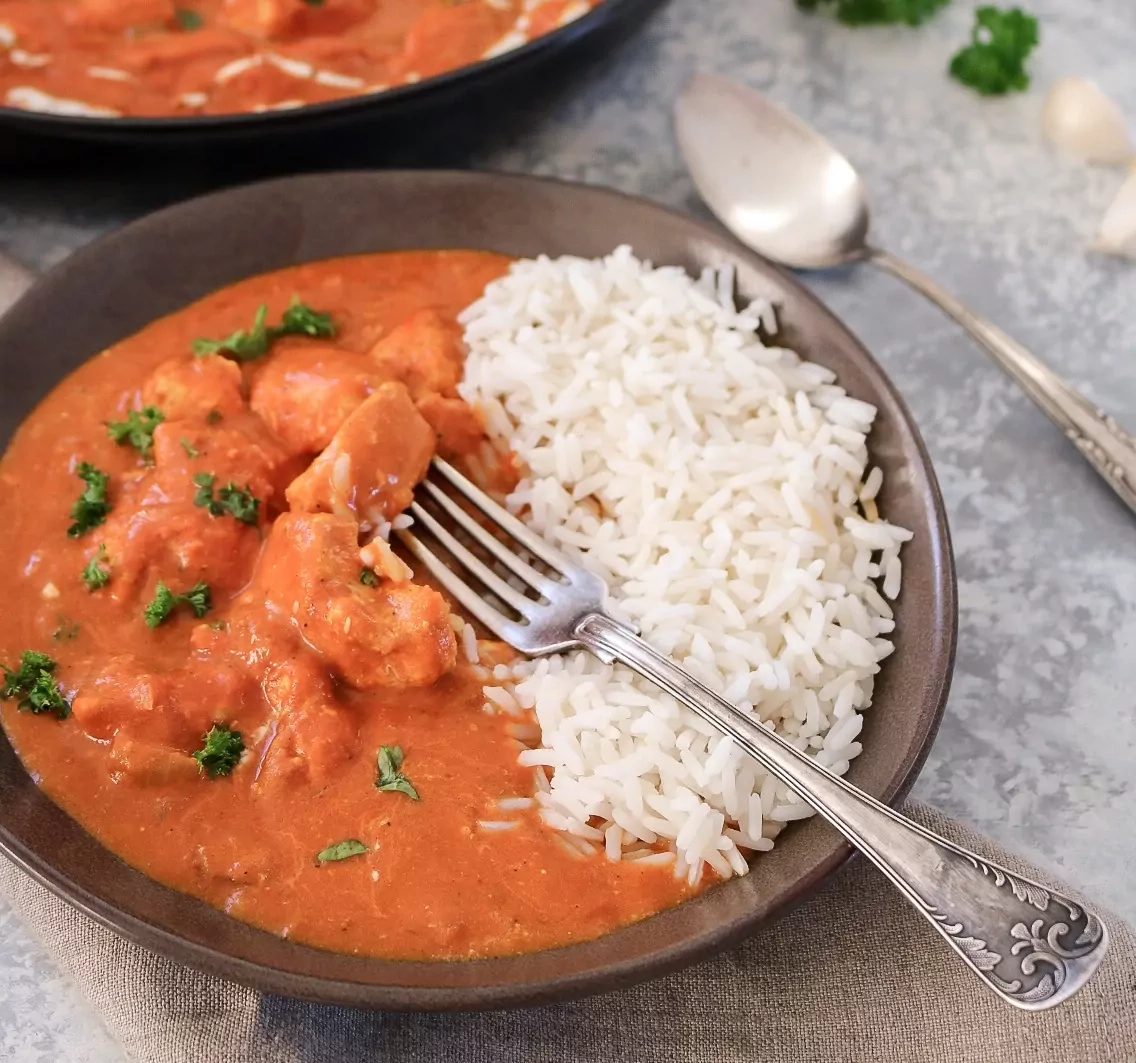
0, 0, 651, 137
0, 170, 957, 1009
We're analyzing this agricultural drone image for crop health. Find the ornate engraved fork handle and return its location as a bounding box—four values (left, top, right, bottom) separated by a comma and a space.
869, 248, 1136, 513
577, 613, 1110, 1011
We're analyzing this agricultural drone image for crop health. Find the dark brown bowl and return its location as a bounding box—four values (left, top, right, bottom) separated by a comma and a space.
0, 171, 956, 1009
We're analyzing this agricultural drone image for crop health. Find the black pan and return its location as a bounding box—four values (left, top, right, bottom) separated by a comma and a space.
0, 0, 663, 167
0, 170, 956, 1009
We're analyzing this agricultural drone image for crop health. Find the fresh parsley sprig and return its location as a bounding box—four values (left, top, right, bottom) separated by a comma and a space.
796, 0, 949, 26
81, 544, 111, 591
174, 6, 203, 29
193, 724, 244, 777
67, 462, 111, 538
278, 299, 335, 338
144, 580, 212, 628
192, 297, 336, 362
192, 473, 260, 525
949, 6, 1039, 95
106, 405, 165, 461
1, 651, 70, 718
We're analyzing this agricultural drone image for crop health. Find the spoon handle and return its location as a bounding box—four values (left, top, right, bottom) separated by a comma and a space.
868, 247, 1136, 514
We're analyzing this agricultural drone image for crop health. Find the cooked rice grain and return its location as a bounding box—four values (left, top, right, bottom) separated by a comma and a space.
458, 246, 910, 880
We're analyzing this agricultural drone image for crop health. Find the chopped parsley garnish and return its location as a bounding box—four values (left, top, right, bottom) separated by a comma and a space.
278, 298, 335, 338
1, 651, 70, 718
376, 744, 420, 800
796, 0, 949, 25
53, 619, 80, 642
81, 544, 111, 591
192, 473, 260, 525
174, 6, 203, 29
193, 305, 271, 361
360, 567, 380, 586
67, 462, 111, 538
949, 6, 1039, 95
193, 724, 244, 777
106, 405, 165, 461
192, 297, 336, 362
192, 471, 216, 509
206, 409, 222, 425
144, 580, 212, 628
215, 482, 260, 524
180, 437, 200, 458
317, 839, 367, 864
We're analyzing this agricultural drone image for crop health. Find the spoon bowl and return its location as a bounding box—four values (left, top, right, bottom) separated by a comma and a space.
675, 74, 870, 269
675, 73, 1136, 516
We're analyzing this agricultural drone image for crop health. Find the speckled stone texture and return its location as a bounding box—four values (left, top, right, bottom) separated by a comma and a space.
1, 0, 1135, 1058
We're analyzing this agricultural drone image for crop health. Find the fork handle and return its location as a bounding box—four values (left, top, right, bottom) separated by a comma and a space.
575, 612, 1109, 1011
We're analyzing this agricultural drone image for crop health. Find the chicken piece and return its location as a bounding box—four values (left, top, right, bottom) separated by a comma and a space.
142, 354, 245, 423
191, 606, 363, 793
368, 309, 464, 400
151, 417, 290, 506
285, 381, 435, 530
114, 28, 249, 74
96, 416, 292, 600
220, 0, 302, 36
249, 344, 382, 458
415, 392, 485, 459
72, 656, 254, 748
255, 512, 456, 689
256, 701, 359, 794
221, 0, 372, 39
109, 736, 201, 786
261, 653, 334, 717
390, 2, 509, 81
71, 660, 173, 743
98, 501, 262, 601
73, 0, 174, 31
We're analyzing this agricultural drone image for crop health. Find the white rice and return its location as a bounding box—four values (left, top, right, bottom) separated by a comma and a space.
457, 246, 910, 882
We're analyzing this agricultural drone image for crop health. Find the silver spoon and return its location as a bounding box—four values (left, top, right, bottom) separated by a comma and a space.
675, 73, 1136, 514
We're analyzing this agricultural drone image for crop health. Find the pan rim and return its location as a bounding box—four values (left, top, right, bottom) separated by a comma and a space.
0, 0, 653, 136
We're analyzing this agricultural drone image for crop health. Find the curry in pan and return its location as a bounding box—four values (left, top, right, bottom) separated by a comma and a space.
0, 0, 601, 118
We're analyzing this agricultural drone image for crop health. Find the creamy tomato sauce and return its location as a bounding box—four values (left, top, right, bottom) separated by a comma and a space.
0, 250, 695, 960
0, 0, 600, 118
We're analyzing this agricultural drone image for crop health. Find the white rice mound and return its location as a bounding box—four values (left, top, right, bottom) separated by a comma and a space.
457, 246, 912, 885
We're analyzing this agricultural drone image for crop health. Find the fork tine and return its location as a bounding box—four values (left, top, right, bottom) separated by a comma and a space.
407, 500, 537, 617
397, 529, 527, 645
430, 458, 577, 578
419, 479, 559, 596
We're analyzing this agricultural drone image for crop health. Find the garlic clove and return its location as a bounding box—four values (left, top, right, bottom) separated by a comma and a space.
1043, 77, 1136, 166
1092, 163, 1136, 260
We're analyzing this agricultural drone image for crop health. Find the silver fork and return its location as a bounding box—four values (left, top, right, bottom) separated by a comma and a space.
399, 458, 1109, 1011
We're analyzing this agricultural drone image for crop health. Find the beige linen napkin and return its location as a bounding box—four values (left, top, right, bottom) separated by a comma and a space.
1, 800, 1133, 1063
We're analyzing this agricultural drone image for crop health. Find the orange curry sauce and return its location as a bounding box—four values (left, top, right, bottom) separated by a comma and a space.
0, 251, 694, 960
0, 0, 600, 118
